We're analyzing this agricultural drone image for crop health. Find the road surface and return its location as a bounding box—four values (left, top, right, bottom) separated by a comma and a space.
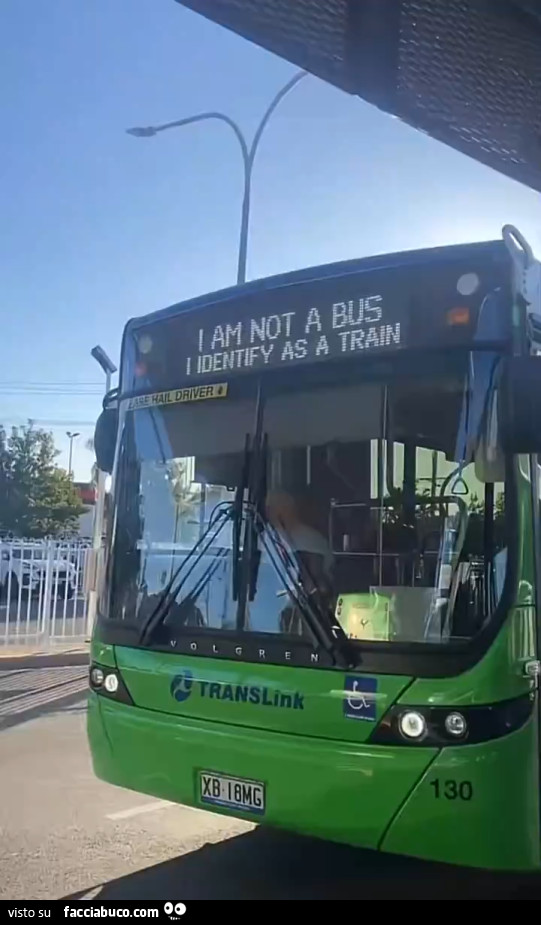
0, 664, 539, 901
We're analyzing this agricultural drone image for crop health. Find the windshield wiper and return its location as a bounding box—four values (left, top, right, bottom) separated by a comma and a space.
248, 431, 268, 601
138, 381, 358, 666
138, 418, 256, 646
138, 501, 234, 645
256, 514, 359, 668
235, 386, 265, 630
232, 386, 358, 667
232, 432, 251, 603
163, 548, 229, 629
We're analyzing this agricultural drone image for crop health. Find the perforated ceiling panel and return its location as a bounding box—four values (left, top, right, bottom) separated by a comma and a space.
174, 0, 541, 192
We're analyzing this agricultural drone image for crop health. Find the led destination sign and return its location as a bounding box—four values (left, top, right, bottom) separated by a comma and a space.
134, 250, 506, 385
186, 293, 400, 378
140, 275, 407, 382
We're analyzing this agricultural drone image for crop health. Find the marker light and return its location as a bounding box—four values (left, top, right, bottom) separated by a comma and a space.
90, 667, 104, 688
104, 673, 119, 694
456, 272, 480, 296
444, 712, 467, 737
137, 334, 153, 355
398, 710, 427, 740
446, 306, 470, 326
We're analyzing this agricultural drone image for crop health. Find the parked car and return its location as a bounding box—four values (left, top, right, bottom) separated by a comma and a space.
0, 545, 77, 600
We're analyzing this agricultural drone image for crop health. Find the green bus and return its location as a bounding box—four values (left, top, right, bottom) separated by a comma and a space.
88, 225, 541, 872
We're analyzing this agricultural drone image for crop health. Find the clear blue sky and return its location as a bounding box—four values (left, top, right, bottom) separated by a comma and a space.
0, 0, 539, 479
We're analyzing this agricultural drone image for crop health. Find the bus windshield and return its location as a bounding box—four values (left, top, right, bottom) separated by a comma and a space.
108, 350, 507, 654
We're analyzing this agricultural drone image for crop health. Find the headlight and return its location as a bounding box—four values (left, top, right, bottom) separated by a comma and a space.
89, 663, 133, 704
104, 673, 119, 693
398, 710, 427, 740
369, 695, 533, 746
90, 667, 104, 688
444, 712, 467, 737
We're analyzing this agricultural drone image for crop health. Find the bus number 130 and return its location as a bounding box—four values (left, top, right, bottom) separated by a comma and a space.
430, 779, 473, 801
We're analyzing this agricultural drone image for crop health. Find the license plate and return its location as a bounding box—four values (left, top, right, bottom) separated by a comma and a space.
199, 771, 265, 815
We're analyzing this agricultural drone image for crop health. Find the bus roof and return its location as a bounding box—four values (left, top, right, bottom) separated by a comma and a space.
127, 237, 506, 331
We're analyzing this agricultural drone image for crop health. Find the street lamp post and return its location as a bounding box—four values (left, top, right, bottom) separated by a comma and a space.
127, 70, 307, 284
66, 431, 80, 477
91, 345, 116, 402
87, 345, 117, 638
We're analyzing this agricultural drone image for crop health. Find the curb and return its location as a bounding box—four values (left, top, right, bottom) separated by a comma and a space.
0, 646, 89, 671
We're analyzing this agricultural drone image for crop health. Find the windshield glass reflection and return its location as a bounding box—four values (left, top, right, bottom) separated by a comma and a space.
108, 353, 507, 647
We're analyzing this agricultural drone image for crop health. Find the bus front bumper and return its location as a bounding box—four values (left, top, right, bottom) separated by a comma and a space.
88, 693, 540, 872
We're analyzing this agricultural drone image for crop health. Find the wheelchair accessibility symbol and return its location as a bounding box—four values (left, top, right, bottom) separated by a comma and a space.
343, 675, 377, 721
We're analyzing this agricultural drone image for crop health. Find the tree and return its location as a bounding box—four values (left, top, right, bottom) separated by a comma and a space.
0, 423, 86, 538
86, 436, 98, 486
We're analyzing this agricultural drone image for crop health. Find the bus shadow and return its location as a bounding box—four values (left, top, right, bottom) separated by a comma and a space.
62, 827, 541, 901
0, 690, 87, 732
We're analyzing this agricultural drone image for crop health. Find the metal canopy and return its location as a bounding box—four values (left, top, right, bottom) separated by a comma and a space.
173, 0, 541, 192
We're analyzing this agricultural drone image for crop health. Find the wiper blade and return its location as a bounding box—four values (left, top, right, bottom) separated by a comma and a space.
138, 502, 233, 645
248, 431, 268, 602
232, 432, 251, 603
231, 383, 356, 665
164, 548, 229, 629
236, 386, 265, 630
256, 514, 359, 669
138, 410, 260, 645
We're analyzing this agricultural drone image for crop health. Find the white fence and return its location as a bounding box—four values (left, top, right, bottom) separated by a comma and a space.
0, 539, 93, 646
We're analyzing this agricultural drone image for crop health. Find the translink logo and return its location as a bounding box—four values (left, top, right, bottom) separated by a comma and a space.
170, 671, 304, 710
170, 670, 194, 703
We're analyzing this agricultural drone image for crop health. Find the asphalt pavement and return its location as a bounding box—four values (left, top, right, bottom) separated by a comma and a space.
1, 660, 540, 901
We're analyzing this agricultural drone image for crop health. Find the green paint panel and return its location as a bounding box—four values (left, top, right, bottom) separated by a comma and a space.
114, 648, 410, 744
91, 640, 117, 669
402, 611, 536, 707
88, 692, 436, 849
383, 718, 540, 871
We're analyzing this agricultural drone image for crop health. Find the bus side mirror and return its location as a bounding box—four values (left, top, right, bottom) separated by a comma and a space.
499, 356, 541, 454
94, 403, 118, 474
